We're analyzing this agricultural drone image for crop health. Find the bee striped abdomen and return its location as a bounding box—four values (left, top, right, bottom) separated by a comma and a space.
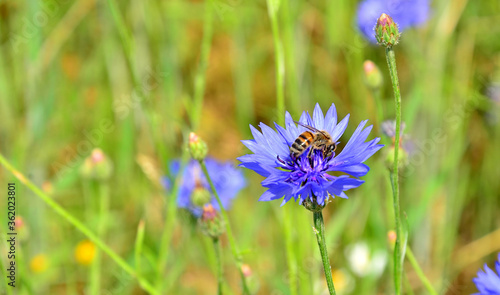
290, 131, 315, 158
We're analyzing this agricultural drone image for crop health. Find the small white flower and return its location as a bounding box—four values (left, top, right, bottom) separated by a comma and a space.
346, 242, 388, 278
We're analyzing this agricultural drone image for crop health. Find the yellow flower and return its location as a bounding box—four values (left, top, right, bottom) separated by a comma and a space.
30, 254, 48, 273
74, 240, 96, 265
332, 268, 354, 293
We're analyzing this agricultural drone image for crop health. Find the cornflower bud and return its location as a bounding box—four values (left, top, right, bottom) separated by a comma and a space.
363, 60, 383, 90
188, 132, 208, 161
191, 186, 212, 208
375, 13, 401, 47
199, 204, 225, 238
385, 145, 408, 171
80, 148, 113, 180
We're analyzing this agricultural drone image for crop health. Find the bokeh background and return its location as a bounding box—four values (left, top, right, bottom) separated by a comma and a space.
0, 0, 500, 294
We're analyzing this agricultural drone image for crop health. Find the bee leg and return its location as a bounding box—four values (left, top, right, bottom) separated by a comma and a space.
308, 148, 315, 168
289, 153, 301, 167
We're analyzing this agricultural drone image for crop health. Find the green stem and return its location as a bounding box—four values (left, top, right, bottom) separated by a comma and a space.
385, 46, 403, 295
0, 153, 159, 295
155, 149, 189, 290
282, 0, 300, 115
283, 210, 298, 295
406, 247, 438, 295
106, 0, 140, 86
213, 237, 224, 295
267, 1, 298, 294
267, 0, 285, 124
313, 211, 336, 295
90, 183, 109, 295
191, 0, 214, 130
134, 220, 146, 279
199, 160, 250, 295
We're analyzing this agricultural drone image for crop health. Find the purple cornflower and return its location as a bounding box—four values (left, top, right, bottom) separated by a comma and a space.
238, 103, 383, 206
357, 0, 431, 43
168, 158, 246, 217
473, 254, 500, 294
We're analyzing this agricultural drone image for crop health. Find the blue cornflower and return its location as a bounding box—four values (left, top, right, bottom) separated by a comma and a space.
168, 157, 246, 217
357, 0, 431, 43
473, 254, 500, 295
238, 103, 383, 206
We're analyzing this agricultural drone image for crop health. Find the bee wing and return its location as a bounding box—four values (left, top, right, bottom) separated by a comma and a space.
293, 120, 321, 133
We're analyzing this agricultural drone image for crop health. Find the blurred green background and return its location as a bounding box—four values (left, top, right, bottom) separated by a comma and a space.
0, 0, 499, 294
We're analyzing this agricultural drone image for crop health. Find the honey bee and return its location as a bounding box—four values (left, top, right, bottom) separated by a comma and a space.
290, 121, 337, 163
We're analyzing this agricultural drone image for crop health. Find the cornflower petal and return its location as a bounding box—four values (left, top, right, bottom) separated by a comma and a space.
473, 254, 500, 294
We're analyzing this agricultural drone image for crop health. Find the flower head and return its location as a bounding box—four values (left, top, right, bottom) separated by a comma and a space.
74, 240, 96, 266
80, 148, 113, 180
473, 254, 500, 294
238, 103, 383, 207
375, 13, 401, 47
30, 254, 49, 273
188, 132, 208, 161
357, 0, 431, 44
170, 157, 246, 217
199, 204, 225, 237
363, 60, 383, 90
345, 242, 387, 278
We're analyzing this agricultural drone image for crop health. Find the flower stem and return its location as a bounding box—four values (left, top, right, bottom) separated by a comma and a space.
213, 237, 224, 295
313, 211, 336, 295
267, 0, 285, 124
406, 247, 438, 295
0, 153, 160, 295
191, 0, 214, 130
156, 1, 213, 288
134, 220, 146, 278
199, 160, 250, 295
90, 183, 110, 295
155, 149, 189, 290
385, 45, 403, 295
267, 1, 298, 294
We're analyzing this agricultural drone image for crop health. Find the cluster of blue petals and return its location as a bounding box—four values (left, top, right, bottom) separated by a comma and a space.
238, 103, 383, 206
168, 158, 246, 217
357, 0, 431, 43
473, 254, 500, 294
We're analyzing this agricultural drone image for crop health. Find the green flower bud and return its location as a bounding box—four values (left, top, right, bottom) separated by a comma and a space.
191, 187, 211, 207
188, 132, 208, 161
375, 13, 401, 47
384, 145, 408, 171
199, 204, 225, 238
241, 264, 253, 277
80, 148, 113, 181
363, 60, 383, 90
241, 264, 260, 294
